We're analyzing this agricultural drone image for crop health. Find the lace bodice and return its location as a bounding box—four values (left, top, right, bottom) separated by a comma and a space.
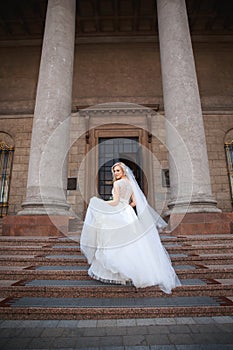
112, 178, 133, 202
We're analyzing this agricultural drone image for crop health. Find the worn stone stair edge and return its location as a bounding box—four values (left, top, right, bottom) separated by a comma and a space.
2, 237, 233, 243
1, 245, 233, 254
0, 284, 233, 299
2, 236, 232, 243
1, 255, 233, 266
2, 266, 233, 275
0, 268, 233, 280
1, 238, 232, 248
1, 238, 233, 247
0, 234, 232, 243
1, 305, 233, 320
0, 257, 87, 265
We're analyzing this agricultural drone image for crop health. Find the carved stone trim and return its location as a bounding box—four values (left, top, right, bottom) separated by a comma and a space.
78, 103, 159, 118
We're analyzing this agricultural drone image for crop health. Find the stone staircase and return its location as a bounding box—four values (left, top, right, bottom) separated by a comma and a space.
0, 221, 233, 320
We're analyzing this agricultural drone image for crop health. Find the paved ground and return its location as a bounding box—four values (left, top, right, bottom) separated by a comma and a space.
1, 316, 233, 350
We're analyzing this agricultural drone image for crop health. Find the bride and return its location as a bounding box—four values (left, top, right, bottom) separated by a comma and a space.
80, 162, 181, 294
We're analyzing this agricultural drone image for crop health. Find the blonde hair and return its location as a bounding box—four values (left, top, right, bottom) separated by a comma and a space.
111, 162, 127, 182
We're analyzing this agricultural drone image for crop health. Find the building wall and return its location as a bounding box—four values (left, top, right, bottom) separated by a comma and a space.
72, 43, 163, 107
0, 117, 32, 215
0, 46, 40, 115
67, 115, 87, 220
1, 113, 232, 217
1, 41, 232, 114
194, 42, 233, 110
204, 114, 233, 212
0, 41, 232, 216
66, 110, 233, 218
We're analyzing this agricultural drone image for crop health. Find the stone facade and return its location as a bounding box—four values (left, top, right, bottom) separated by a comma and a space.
67, 115, 87, 219
0, 39, 232, 219
2, 41, 232, 114
0, 117, 32, 215
204, 114, 233, 212
1, 111, 232, 220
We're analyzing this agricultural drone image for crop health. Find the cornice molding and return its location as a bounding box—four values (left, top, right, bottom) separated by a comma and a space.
0, 34, 232, 48
77, 103, 159, 117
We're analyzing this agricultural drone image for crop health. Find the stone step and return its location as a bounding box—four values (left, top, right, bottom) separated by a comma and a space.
1, 230, 233, 320
1, 253, 233, 267
0, 246, 83, 255
1, 298, 233, 320
0, 266, 233, 281
0, 236, 232, 244
1, 243, 233, 255
0, 281, 233, 299
2, 277, 208, 287
0, 233, 232, 245
67, 233, 233, 243
0, 239, 80, 246
0, 255, 88, 266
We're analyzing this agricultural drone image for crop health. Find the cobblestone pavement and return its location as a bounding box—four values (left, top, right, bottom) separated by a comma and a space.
0, 316, 233, 350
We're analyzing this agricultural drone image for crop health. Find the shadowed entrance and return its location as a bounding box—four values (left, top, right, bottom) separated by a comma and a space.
98, 137, 143, 200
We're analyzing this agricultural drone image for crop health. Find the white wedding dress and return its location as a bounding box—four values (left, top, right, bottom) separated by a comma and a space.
80, 178, 181, 294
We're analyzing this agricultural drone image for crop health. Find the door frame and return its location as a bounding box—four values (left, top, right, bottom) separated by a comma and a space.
85, 123, 154, 209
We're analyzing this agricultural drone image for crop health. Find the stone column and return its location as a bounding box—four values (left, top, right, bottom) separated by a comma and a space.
157, 0, 220, 214
19, 0, 76, 215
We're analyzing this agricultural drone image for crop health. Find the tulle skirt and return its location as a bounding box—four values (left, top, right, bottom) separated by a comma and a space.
80, 197, 181, 294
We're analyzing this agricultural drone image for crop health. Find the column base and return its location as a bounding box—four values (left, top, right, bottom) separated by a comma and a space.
166, 196, 221, 215
167, 212, 233, 235
2, 215, 69, 236
18, 201, 70, 216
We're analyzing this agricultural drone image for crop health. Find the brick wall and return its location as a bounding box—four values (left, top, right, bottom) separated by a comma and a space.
0, 117, 32, 214
67, 115, 87, 219
0, 41, 232, 216
0, 113, 232, 217
204, 114, 233, 212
